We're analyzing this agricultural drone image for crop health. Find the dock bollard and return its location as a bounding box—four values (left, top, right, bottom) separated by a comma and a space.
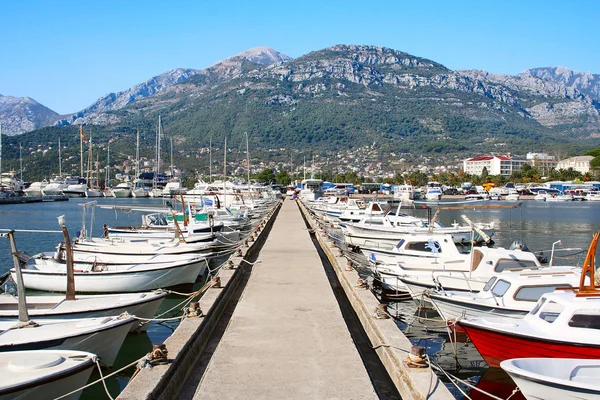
211, 276, 222, 288
357, 278, 368, 289
374, 303, 390, 319
228, 260, 235, 269
407, 345, 427, 368
186, 302, 203, 318
146, 344, 169, 366
345, 261, 353, 271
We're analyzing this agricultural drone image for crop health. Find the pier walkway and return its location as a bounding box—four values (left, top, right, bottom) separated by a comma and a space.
186, 198, 378, 399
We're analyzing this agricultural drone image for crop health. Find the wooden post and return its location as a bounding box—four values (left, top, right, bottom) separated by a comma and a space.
61, 225, 76, 300
7, 230, 30, 323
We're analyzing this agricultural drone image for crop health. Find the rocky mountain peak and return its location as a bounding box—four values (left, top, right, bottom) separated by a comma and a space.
229, 46, 292, 66
522, 67, 600, 101
0, 94, 60, 136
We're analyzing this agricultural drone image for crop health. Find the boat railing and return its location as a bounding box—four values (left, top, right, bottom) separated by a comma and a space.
431, 270, 479, 294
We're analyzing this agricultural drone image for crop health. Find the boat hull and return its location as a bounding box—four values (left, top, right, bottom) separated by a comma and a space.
460, 321, 600, 368
0, 291, 167, 332
0, 317, 134, 367
501, 358, 600, 400
14, 259, 206, 293
0, 350, 96, 400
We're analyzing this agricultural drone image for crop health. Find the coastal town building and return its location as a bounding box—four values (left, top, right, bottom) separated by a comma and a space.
526, 152, 558, 176
555, 156, 594, 174
462, 155, 526, 177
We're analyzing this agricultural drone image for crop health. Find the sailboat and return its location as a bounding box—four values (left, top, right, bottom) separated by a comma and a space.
149, 116, 165, 198
85, 134, 102, 197
132, 128, 149, 198
62, 127, 89, 198
162, 137, 184, 196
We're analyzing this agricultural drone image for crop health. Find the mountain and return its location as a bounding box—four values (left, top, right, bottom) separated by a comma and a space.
56, 47, 292, 127
0, 95, 60, 136
98, 44, 599, 154
4, 45, 600, 160
523, 66, 600, 102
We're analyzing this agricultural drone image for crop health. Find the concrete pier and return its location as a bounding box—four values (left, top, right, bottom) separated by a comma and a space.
187, 199, 378, 399
121, 198, 453, 399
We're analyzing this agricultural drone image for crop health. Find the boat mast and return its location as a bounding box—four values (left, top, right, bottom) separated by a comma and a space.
156, 115, 162, 189
209, 135, 212, 183
19, 143, 22, 181
223, 137, 227, 207
170, 137, 174, 178
79, 125, 84, 177
303, 156, 306, 180
135, 128, 140, 183
106, 140, 110, 184
58, 137, 62, 176
87, 131, 93, 186
245, 132, 250, 185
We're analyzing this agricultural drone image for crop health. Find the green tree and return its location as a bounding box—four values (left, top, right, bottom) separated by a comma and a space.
276, 170, 291, 185
255, 168, 275, 183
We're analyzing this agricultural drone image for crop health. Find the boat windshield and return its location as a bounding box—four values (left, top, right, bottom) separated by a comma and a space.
537, 300, 565, 323
494, 258, 539, 272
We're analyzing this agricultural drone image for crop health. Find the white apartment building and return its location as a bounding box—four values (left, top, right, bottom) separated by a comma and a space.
526, 152, 558, 175
463, 155, 526, 177
555, 156, 594, 174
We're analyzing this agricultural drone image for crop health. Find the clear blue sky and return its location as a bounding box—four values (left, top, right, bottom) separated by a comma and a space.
2, 0, 599, 115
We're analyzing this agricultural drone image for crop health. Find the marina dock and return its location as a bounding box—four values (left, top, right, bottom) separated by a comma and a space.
120, 198, 453, 399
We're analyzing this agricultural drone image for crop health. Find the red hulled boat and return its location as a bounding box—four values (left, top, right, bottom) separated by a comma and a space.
459, 232, 600, 368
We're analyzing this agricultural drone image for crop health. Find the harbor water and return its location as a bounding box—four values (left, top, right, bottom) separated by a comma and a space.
0, 198, 599, 398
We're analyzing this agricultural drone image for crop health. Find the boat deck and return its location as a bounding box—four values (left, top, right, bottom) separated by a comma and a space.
184, 199, 378, 399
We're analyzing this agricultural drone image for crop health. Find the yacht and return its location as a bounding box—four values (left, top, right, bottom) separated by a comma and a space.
425, 181, 442, 200
44, 176, 82, 196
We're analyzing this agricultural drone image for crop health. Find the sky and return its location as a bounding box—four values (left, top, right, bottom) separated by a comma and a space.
1, 0, 599, 115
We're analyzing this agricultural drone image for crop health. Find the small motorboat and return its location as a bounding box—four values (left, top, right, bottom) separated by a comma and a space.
501, 358, 600, 400
0, 350, 96, 400
458, 232, 600, 367
0, 314, 134, 367
0, 290, 167, 332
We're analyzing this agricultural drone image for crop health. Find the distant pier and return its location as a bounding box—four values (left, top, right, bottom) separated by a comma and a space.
0, 194, 69, 204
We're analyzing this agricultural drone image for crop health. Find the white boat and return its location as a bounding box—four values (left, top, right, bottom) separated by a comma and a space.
585, 190, 600, 201
162, 177, 184, 197
373, 242, 541, 295
85, 187, 102, 198
24, 180, 48, 197
298, 178, 323, 201
394, 183, 414, 200
0, 350, 96, 400
132, 186, 150, 198
17, 256, 207, 292
0, 314, 134, 367
43, 176, 82, 196
425, 181, 442, 201
112, 181, 133, 198
458, 233, 600, 368
0, 290, 167, 332
501, 358, 600, 400
425, 267, 581, 321
505, 189, 520, 201
62, 183, 88, 198
534, 190, 550, 201
546, 191, 573, 202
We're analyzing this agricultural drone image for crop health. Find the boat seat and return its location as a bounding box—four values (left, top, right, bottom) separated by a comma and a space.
570, 365, 600, 384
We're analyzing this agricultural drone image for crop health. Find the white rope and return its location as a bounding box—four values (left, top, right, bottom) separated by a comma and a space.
53, 355, 142, 400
